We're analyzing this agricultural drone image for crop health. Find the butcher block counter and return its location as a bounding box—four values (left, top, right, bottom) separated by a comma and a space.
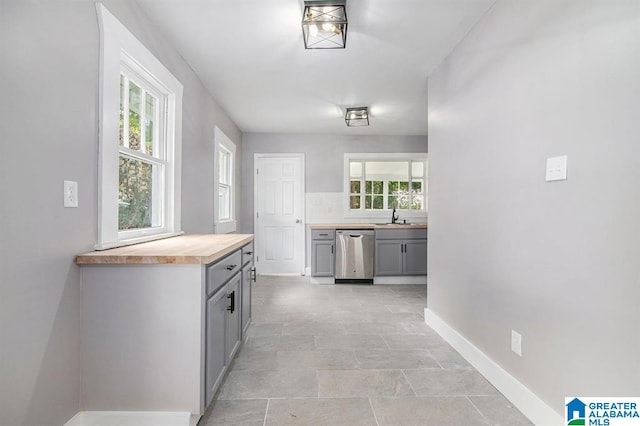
76, 233, 253, 265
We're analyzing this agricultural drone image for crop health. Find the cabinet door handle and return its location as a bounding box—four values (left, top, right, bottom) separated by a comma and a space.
250, 267, 257, 282
226, 264, 237, 271
400, 244, 404, 253
331, 245, 334, 254
227, 291, 235, 313
404, 243, 407, 253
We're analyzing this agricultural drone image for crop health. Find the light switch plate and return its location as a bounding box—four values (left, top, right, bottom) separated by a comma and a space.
511, 330, 522, 357
64, 180, 78, 208
545, 155, 568, 181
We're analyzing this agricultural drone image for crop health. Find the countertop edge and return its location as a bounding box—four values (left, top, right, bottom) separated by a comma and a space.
308, 223, 427, 230
199, 237, 253, 265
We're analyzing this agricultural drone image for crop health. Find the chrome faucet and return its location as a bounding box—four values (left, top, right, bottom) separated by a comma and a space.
391, 207, 399, 224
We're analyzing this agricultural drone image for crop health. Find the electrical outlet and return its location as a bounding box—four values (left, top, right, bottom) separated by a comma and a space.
511, 330, 522, 357
64, 180, 78, 208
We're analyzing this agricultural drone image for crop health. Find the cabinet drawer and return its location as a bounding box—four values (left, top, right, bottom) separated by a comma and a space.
206, 250, 242, 296
375, 228, 427, 240
241, 242, 254, 266
311, 229, 335, 240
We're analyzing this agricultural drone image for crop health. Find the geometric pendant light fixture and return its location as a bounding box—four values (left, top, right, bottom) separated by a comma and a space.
345, 107, 369, 127
302, 0, 348, 49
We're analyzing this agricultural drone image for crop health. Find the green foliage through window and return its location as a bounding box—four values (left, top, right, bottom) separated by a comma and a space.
348, 158, 427, 212
365, 180, 384, 209
118, 72, 162, 231
350, 196, 361, 209
388, 181, 412, 209
118, 155, 153, 230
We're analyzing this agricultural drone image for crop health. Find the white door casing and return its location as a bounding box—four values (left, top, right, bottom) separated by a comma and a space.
254, 154, 305, 274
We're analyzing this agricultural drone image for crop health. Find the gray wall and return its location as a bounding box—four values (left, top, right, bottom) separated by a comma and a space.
240, 133, 428, 233
427, 0, 640, 415
100, 1, 242, 234
0, 1, 241, 424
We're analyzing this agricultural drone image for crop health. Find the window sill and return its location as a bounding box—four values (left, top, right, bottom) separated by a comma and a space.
94, 231, 184, 251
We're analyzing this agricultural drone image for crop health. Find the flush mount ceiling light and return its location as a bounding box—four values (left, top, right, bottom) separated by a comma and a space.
302, 0, 348, 49
345, 107, 369, 127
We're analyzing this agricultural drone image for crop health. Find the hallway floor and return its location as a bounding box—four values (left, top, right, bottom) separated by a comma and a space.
199, 276, 531, 425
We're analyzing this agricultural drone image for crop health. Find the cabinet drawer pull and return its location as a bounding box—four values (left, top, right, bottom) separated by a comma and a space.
227, 291, 235, 313
226, 264, 237, 271
244, 251, 253, 255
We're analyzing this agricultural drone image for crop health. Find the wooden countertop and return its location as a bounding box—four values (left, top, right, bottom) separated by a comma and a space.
76, 234, 254, 265
309, 223, 427, 230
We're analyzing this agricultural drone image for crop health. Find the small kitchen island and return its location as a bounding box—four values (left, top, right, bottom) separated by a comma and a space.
76, 234, 255, 425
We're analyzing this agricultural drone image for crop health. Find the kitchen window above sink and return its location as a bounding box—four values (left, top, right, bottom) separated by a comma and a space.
344, 153, 428, 219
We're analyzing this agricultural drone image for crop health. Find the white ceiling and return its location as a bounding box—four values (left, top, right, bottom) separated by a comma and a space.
135, 0, 496, 136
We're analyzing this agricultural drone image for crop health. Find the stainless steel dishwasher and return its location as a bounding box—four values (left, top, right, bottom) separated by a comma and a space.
335, 230, 374, 284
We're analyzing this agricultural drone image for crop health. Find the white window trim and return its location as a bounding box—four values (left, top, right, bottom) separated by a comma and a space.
95, 3, 183, 250
213, 127, 237, 234
343, 153, 428, 219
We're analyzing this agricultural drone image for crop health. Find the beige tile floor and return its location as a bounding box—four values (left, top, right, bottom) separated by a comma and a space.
199, 276, 531, 425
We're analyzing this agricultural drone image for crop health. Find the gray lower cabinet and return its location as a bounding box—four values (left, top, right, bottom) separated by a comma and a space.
241, 242, 255, 337
375, 240, 404, 275
311, 230, 335, 277
404, 239, 427, 275
312, 240, 335, 276
204, 248, 245, 408
205, 284, 228, 407
375, 228, 427, 276
241, 263, 253, 336
226, 275, 241, 361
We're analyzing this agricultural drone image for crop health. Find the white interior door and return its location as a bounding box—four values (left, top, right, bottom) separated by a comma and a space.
254, 154, 305, 274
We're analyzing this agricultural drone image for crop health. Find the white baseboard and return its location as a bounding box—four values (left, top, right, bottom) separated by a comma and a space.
374, 276, 426, 285
65, 411, 192, 426
424, 308, 562, 426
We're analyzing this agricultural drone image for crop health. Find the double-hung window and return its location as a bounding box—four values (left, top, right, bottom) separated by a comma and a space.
214, 127, 237, 234
118, 72, 164, 232
96, 4, 183, 249
218, 147, 232, 221
345, 153, 428, 218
